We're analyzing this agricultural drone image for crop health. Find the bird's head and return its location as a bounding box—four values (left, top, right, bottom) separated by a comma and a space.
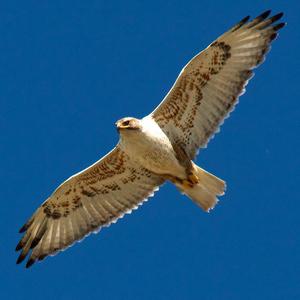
115, 117, 142, 132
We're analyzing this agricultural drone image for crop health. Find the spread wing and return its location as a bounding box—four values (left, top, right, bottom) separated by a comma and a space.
16, 146, 164, 268
151, 11, 285, 159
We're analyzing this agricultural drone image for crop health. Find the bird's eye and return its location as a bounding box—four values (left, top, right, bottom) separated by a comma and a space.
123, 120, 130, 126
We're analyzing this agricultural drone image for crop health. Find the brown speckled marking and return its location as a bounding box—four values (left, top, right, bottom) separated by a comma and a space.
78, 147, 127, 185
201, 73, 210, 81
61, 201, 69, 208
42, 193, 82, 219
43, 206, 52, 218
212, 51, 219, 65
152, 40, 233, 159
122, 167, 138, 184
103, 182, 121, 191
81, 188, 96, 197
65, 189, 71, 196
90, 185, 109, 195
153, 41, 232, 130
211, 41, 231, 56
40, 148, 162, 220
52, 210, 61, 219
16, 12, 286, 268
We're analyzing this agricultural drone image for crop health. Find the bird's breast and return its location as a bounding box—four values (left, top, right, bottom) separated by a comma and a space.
119, 126, 185, 176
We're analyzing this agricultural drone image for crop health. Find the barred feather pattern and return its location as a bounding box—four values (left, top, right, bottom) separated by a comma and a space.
16, 10, 285, 269
16, 146, 164, 268
152, 10, 285, 159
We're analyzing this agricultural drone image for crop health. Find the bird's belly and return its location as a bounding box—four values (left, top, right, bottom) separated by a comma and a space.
125, 140, 185, 177
140, 149, 178, 174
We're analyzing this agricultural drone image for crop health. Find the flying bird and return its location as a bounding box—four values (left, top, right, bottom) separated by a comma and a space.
16, 10, 285, 268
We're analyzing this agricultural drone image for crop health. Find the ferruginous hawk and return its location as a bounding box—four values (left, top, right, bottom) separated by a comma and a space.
16, 10, 285, 268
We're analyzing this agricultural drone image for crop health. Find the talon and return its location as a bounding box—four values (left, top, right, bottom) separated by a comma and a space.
188, 173, 199, 184
182, 180, 194, 188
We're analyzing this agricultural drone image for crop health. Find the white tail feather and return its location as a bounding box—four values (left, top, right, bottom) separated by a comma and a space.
178, 164, 226, 212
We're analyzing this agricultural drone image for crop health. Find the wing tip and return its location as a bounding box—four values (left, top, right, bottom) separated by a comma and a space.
239, 15, 250, 25
273, 22, 286, 31
19, 219, 33, 233
232, 15, 250, 32
16, 251, 27, 265
19, 225, 27, 233
15, 241, 23, 252
232, 10, 285, 34
257, 10, 272, 20
270, 12, 284, 23
25, 258, 36, 269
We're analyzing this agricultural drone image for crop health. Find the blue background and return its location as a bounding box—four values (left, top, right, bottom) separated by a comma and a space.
1, 1, 299, 299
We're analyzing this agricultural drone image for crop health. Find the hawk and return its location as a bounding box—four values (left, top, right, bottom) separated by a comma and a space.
16, 10, 285, 268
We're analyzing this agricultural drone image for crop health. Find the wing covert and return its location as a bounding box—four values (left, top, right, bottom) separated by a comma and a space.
16, 146, 164, 267
151, 11, 285, 159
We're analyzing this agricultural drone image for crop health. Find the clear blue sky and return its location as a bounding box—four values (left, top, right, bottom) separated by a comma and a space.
1, 1, 299, 299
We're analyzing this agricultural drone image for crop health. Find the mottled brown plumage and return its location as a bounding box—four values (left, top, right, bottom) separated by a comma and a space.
16, 10, 285, 268
152, 10, 285, 158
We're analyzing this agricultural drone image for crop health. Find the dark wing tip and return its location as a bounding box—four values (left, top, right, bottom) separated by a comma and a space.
19, 217, 34, 233
232, 10, 284, 33
38, 254, 47, 261
257, 10, 272, 20
240, 15, 250, 24
232, 15, 250, 32
270, 12, 284, 23
16, 252, 27, 265
19, 223, 28, 233
26, 258, 36, 268
15, 240, 23, 252
273, 22, 286, 31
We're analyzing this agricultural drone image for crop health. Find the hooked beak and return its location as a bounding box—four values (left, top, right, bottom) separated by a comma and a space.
115, 121, 126, 131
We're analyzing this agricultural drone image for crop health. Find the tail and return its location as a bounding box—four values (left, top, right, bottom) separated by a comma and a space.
177, 163, 226, 212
